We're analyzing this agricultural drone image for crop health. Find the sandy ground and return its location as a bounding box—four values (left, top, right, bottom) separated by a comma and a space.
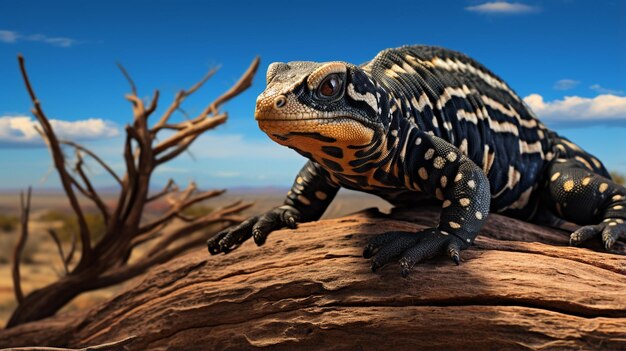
0, 189, 390, 327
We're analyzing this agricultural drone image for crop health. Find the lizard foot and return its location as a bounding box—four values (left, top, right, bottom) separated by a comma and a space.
363, 228, 465, 277
207, 206, 301, 254
569, 219, 625, 250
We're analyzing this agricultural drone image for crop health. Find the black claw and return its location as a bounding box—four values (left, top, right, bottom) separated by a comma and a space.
363, 244, 377, 258
208, 243, 220, 255
370, 260, 381, 272
451, 253, 460, 265
400, 268, 410, 278
399, 258, 412, 278
286, 216, 297, 229
253, 229, 266, 246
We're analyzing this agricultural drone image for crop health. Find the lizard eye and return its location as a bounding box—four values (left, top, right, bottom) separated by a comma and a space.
317, 74, 342, 99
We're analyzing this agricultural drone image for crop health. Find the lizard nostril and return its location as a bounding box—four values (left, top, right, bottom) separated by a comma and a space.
274, 95, 287, 109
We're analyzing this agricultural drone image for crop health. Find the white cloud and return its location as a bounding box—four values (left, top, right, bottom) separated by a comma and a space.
589, 84, 624, 96
0, 30, 18, 43
0, 116, 119, 146
154, 165, 190, 174
0, 29, 77, 47
523, 93, 626, 125
212, 171, 241, 178
553, 79, 579, 91
465, 1, 539, 14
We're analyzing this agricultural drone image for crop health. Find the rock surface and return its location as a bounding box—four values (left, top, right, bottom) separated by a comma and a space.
1, 207, 625, 350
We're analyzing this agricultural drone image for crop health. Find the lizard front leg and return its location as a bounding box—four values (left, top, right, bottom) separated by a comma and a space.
208, 160, 339, 254
364, 133, 490, 276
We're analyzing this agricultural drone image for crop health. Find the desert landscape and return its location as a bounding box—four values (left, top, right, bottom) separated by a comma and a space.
0, 188, 390, 328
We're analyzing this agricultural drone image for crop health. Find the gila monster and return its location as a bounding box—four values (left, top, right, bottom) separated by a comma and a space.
207, 45, 626, 276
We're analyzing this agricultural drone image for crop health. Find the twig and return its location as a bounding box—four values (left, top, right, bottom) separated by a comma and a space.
60, 140, 122, 185
137, 188, 225, 235
18, 55, 93, 265
12, 187, 31, 304
200, 56, 260, 118
147, 179, 178, 203
47, 229, 69, 275
73, 151, 111, 222
152, 67, 219, 132
116, 62, 137, 96
65, 230, 77, 269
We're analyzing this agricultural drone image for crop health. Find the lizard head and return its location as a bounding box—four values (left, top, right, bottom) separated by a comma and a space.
255, 61, 385, 166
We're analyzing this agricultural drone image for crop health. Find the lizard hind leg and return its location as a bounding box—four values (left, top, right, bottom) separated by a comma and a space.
545, 159, 626, 249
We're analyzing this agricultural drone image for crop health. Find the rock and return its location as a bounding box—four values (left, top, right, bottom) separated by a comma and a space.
1, 207, 625, 350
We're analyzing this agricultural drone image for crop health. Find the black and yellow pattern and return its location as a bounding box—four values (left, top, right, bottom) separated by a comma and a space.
208, 45, 625, 276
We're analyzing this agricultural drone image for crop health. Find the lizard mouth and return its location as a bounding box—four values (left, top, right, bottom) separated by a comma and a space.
256, 115, 377, 147
255, 113, 376, 129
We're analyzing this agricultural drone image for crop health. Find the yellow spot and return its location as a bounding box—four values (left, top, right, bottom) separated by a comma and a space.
613, 205, 624, 210
425, 148, 435, 160
563, 180, 575, 192
459, 198, 470, 207
599, 183, 608, 193
442, 200, 451, 208
449, 221, 461, 229
609, 222, 617, 227
604, 218, 612, 222
435, 188, 444, 200
468, 180, 476, 189
616, 219, 624, 224
612, 195, 624, 201
433, 156, 446, 169
415, 137, 422, 145
455, 173, 463, 182
440, 176, 448, 188
575, 156, 592, 170
418, 167, 428, 180
550, 172, 561, 182
475, 211, 483, 220
297, 195, 311, 206
592, 157, 601, 168
315, 191, 327, 200
582, 177, 591, 186
446, 152, 457, 162
296, 177, 304, 184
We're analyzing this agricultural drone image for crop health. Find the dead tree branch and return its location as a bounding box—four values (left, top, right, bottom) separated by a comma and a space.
11, 187, 31, 305
18, 55, 93, 266
7, 55, 260, 328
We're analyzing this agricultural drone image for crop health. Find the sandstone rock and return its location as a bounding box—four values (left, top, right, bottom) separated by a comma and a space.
1, 207, 625, 350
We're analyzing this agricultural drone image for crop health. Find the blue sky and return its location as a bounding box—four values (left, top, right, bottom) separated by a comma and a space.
0, 0, 625, 190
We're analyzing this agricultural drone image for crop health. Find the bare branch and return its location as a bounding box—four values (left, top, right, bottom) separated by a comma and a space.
200, 56, 260, 117
47, 229, 69, 275
12, 187, 31, 305
65, 231, 77, 269
146, 89, 159, 116
18, 55, 93, 264
60, 140, 122, 185
154, 113, 227, 155
147, 179, 178, 203
152, 67, 219, 132
116, 62, 137, 96
138, 185, 226, 235
74, 151, 111, 222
